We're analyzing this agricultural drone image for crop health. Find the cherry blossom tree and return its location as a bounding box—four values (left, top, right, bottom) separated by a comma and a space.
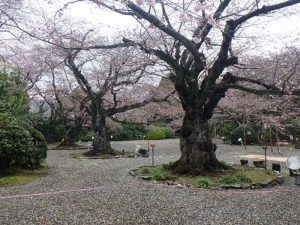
64, 44, 173, 154
77, 0, 300, 173
34, 71, 90, 147
218, 47, 300, 139
0, 2, 174, 154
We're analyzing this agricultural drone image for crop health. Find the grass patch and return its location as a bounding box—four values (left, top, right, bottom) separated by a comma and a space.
0, 166, 50, 187
240, 169, 276, 183
195, 178, 213, 187
137, 166, 177, 181
135, 164, 279, 189
219, 173, 252, 184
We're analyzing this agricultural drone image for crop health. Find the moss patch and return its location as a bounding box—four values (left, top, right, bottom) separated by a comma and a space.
133, 164, 281, 189
0, 166, 50, 187
68, 149, 134, 159
51, 145, 88, 150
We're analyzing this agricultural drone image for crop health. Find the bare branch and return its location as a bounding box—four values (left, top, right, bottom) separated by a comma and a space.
234, 0, 300, 26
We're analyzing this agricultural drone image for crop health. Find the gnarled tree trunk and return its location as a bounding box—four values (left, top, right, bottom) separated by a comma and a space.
85, 97, 111, 155
92, 117, 111, 154
171, 110, 221, 175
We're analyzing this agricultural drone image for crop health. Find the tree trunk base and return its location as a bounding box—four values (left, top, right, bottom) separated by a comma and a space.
167, 159, 229, 176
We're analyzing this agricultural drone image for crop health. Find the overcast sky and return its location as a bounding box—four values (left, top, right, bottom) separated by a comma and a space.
22, 0, 300, 56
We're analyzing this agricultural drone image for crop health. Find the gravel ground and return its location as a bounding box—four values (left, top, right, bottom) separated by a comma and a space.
0, 139, 300, 225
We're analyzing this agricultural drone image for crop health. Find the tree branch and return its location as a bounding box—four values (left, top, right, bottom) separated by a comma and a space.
125, 1, 203, 64
234, 0, 300, 26
106, 90, 175, 116
194, 0, 232, 49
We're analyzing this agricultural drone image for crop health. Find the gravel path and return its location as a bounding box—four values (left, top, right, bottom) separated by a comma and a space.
0, 139, 300, 225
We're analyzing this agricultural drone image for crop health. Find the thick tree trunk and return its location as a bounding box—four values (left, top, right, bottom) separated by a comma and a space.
85, 97, 111, 155
172, 111, 221, 174
92, 121, 112, 153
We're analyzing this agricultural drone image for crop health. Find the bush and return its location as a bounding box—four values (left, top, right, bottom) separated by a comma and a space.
230, 125, 258, 145
220, 122, 237, 143
78, 130, 95, 142
148, 129, 166, 140
160, 127, 173, 138
0, 115, 47, 170
29, 114, 67, 143
21, 123, 48, 161
0, 120, 32, 170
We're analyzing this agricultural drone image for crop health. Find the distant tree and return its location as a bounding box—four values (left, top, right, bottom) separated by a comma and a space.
218, 47, 300, 134
63, 45, 171, 155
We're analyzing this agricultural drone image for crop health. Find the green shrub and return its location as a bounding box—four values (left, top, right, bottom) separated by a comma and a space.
30, 115, 66, 143
230, 125, 258, 145
0, 115, 47, 170
78, 130, 95, 142
148, 129, 166, 140
160, 127, 173, 138
0, 120, 32, 170
21, 123, 48, 161
220, 122, 237, 143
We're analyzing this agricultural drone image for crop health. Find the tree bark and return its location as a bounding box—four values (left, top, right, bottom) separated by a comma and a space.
171, 110, 221, 174
92, 119, 112, 153
85, 97, 112, 155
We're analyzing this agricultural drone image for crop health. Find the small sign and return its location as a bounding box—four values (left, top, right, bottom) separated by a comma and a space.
247, 131, 251, 135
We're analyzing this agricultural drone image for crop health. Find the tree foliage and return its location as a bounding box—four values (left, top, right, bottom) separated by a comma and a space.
0, 70, 47, 170
0, 71, 29, 118
0, 115, 47, 170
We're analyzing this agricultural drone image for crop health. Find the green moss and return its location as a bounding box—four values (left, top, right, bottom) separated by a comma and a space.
69, 149, 132, 159
136, 164, 279, 189
0, 167, 50, 187
241, 169, 276, 183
